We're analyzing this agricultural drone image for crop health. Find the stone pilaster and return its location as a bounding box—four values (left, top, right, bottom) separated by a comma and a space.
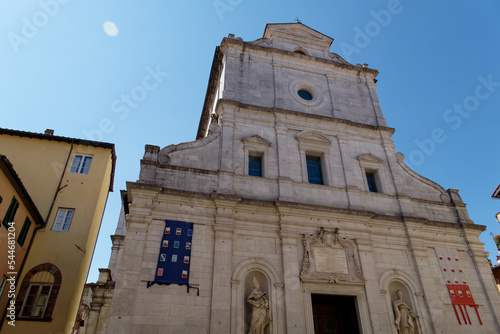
108, 235, 124, 276
209, 196, 239, 333
218, 110, 235, 194
275, 120, 293, 201
279, 226, 306, 334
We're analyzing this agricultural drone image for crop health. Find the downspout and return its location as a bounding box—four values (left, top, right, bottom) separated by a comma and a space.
45, 141, 73, 224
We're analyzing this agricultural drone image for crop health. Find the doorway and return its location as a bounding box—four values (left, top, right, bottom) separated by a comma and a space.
312, 294, 361, 334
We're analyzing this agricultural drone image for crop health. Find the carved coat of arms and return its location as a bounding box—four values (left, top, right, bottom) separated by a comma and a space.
300, 227, 364, 284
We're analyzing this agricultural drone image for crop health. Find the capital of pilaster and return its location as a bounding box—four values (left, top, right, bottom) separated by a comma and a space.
326, 73, 336, 81
111, 234, 125, 245
408, 243, 427, 253
212, 194, 241, 217
276, 127, 288, 136
224, 48, 239, 60
355, 237, 374, 247
213, 223, 234, 234
280, 230, 299, 245
337, 136, 349, 145
89, 301, 104, 312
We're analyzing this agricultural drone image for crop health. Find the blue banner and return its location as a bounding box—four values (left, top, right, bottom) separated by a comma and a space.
147, 220, 196, 293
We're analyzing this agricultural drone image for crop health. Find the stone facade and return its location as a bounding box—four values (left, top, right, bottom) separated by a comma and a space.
98, 23, 500, 333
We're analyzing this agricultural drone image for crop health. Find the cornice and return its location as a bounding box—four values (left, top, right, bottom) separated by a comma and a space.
221, 37, 379, 77
217, 99, 395, 135
126, 181, 485, 231
0, 128, 116, 192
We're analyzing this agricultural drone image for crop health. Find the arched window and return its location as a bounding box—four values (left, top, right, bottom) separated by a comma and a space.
16, 263, 62, 320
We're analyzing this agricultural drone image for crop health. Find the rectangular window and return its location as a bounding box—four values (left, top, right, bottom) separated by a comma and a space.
306, 155, 323, 185
52, 209, 74, 231
248, 154, 263, 177
69, 155, 93, 174
2, 196, 19, 228
18, 217, 31, 246
20, 284, 52, 318
366, 171, 379, 193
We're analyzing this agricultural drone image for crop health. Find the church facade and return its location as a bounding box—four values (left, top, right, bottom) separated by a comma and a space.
96, 23, 500, 334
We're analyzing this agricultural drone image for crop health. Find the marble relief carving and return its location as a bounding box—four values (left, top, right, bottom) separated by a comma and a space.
300, 227, 364, 283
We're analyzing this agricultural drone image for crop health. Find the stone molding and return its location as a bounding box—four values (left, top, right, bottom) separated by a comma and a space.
158, 123, 221, 164
300, 227, 365, 284
231, 257, 282, 285
378, 268, 421, 295
221, 37, 377, 76
216, 98, 395, 134
126, 183, 486, 231
295, 130, 332, 147
356, 153, 383, 168
395, 152, 450, 202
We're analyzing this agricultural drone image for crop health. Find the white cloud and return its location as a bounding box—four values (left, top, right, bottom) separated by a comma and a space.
103, 21, 118, 37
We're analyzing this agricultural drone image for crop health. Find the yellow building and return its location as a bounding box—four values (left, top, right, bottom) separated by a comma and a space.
0, 128, 115, 333
0, 155, 44, 324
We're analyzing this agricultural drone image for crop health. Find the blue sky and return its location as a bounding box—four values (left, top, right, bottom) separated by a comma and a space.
1, 1, 500, 283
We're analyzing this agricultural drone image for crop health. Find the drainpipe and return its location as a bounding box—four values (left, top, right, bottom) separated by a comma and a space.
45, 141, 73, 224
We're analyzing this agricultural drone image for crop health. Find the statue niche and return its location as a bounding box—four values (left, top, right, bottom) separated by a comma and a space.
392, 289, 419, 334
300, 227, 364, 284
245, 273, 272, 334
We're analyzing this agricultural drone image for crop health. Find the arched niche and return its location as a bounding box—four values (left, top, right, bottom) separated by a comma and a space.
231, 258, 283, 334
389, 280, 415, 310
244, 270, 271, 334
379, 269, 427, 334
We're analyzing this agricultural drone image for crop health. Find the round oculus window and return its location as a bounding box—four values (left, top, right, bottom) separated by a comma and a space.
297, 89, 313, 101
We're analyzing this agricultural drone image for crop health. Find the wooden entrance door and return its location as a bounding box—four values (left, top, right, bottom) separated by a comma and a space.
312, 294, 361, 334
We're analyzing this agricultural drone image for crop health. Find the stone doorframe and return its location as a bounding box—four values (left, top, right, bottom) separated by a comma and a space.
302, 283, 372, 334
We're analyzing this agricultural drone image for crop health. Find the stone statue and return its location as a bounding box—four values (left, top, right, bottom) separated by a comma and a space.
393, 290, 419, 334
247, 277, 272, 334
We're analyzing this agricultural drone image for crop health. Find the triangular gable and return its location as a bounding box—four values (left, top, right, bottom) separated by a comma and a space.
356, 153, 383, 164
263, 23, 333, 50
241, 135, 271, 147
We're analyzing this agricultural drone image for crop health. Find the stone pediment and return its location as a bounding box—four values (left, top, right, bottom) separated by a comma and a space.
241, 135, 271, 147
356, 153, 383, 169
295, 131, 331, 146
300, 227, 364, 284
263, 23, 333, 50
